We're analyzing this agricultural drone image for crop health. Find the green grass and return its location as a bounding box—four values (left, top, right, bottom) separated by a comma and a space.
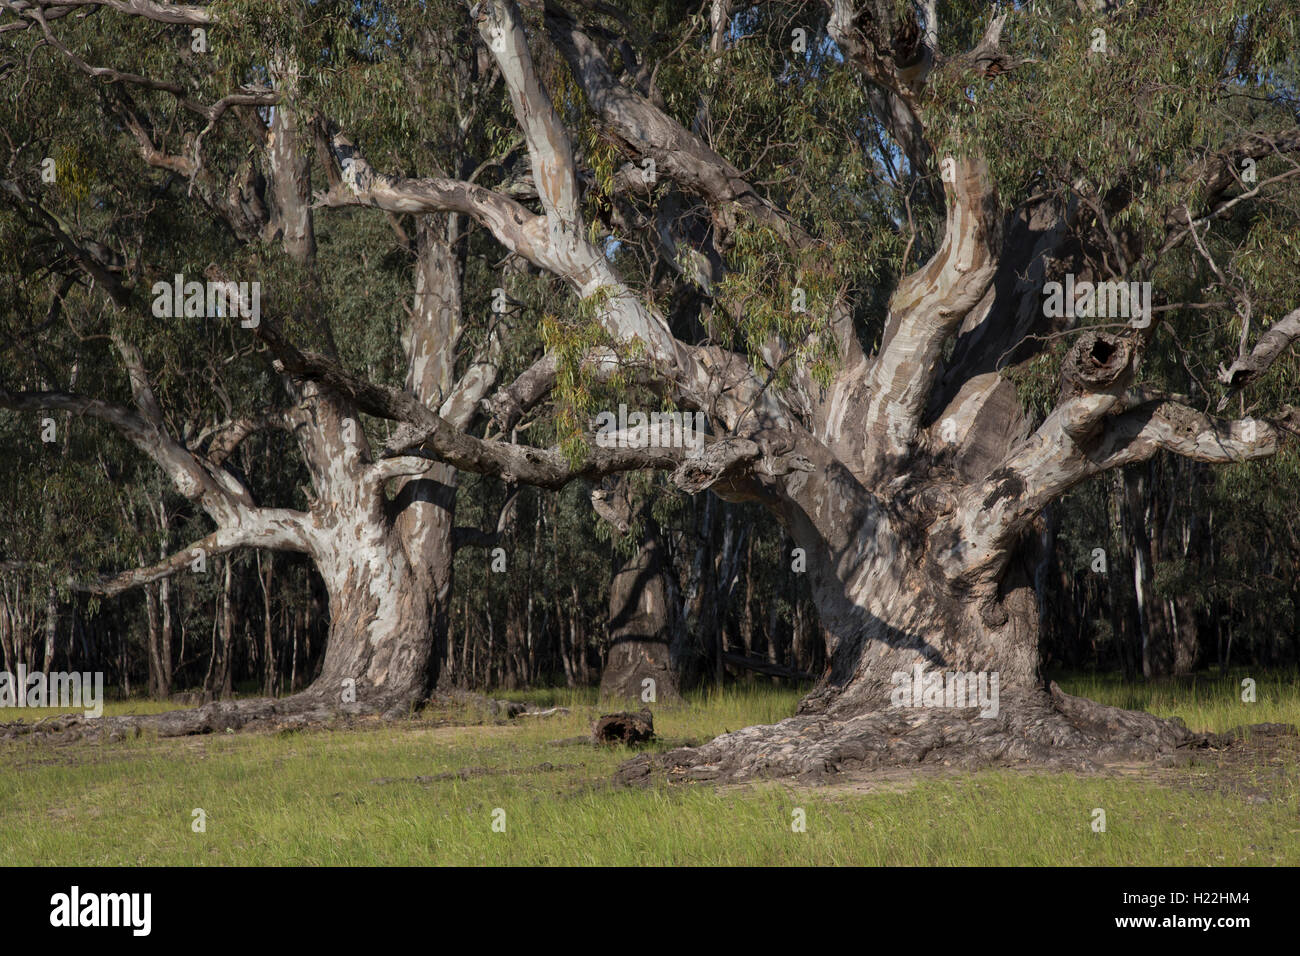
0, 697, 190, 723
0, 677, 1296, 865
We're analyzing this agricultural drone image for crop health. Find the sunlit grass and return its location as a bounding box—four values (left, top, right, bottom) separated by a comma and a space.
1052, 669, 1300, 734
0, 697, 195, 723
0, 675, 1296, 865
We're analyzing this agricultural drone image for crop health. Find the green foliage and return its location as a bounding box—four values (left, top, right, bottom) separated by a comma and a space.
712, 221, 843, 388
539, 288, 632, 466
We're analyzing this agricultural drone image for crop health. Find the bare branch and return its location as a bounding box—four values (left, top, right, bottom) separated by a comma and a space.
473, 0, 581, 227
824, 0, 931, 164
0, 381, 261, 522
73, 517, 310, 597
545, 2, 791, 238
1094, 401, 1299, 470
0, 179, 132, 306
483, 351, 561, 433
453, 485, 521, 550
11, 0, 211, 26
860, 155, 1001, 472
16, 4, 275, 122
200, 409, 295, 465
481, 346, 645, 433
316, 128, 554, 267
256, 318, 800, 492
941, 356, 1296, 589
1217, 307, 1300, 400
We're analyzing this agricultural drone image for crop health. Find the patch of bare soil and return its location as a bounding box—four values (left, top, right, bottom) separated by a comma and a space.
1158, 723, 1300, 806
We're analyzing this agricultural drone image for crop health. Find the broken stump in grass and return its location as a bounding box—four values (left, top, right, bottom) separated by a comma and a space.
593, 708, 655, 745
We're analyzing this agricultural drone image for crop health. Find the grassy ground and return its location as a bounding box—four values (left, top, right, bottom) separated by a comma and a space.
0, 673, 1296, 865
1053, 670, 1300, 732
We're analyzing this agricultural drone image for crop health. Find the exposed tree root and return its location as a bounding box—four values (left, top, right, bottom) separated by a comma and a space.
0, 689, 356, 744
0, 686, 565, 745
616, 682, 1283, 786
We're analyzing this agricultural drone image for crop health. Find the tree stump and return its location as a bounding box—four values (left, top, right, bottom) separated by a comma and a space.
593, 708, 655, 745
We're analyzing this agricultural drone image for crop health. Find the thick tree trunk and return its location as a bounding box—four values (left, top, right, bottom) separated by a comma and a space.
600, 508, 678, 702
308, 518, 445, 715
625, 514, 1192, 783
794, 529, 1040, 720
623, 339, 1201, 785
595, 480, 704, 701
252, 210, 466, 716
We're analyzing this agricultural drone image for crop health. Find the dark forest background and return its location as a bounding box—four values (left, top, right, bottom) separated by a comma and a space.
2, 453, 1294, 700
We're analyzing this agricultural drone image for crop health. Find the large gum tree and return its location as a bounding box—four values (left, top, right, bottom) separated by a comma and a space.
3, 0, 1298, 775
1, 0, 518, 723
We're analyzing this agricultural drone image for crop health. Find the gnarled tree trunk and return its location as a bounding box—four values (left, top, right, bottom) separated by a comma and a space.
308, 529, 442, 714
598, 484, 680, 702
273, 1, 1298, 780
11, 0, 1297, 767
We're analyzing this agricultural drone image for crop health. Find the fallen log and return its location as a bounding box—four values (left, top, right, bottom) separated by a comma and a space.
515, 706, 570, 718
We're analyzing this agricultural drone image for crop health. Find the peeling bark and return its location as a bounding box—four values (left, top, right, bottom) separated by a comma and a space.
8, 0, 1298, 776
620, 683, 1202, 785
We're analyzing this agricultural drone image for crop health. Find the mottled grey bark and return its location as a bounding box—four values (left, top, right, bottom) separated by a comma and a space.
9, 0, 1297, 768
597, 482, 682, 702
